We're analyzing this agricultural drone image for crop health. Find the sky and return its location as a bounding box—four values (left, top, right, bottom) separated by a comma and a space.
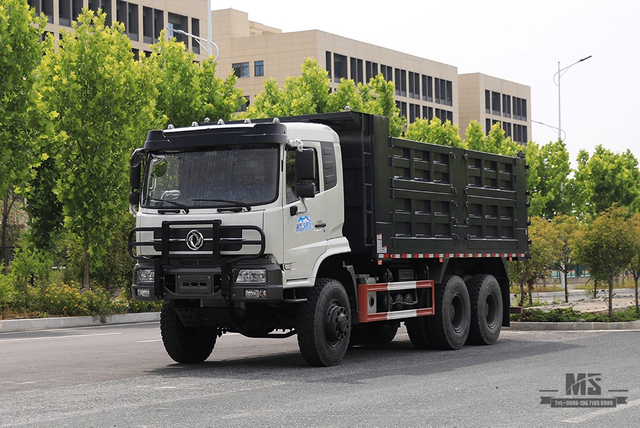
210, 0, 640, 166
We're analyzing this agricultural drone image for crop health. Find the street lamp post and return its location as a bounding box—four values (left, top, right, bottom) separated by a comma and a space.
554, 55, 592, 141
552, 55, 591, 301
169, 28, 219, 62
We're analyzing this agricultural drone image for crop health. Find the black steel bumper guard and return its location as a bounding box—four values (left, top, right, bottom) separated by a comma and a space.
128, 219, 268, 299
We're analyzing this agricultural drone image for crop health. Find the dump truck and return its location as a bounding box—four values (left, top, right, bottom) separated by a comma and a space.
128, 110, 529, 367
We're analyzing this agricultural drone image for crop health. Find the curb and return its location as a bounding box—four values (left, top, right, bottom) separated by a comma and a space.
508, 320, 640, 331
3, 314, 640, 334
0, 312, 160, 333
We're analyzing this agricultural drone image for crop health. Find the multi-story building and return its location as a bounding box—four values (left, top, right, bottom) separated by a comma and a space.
458, 73, 531, 143
30, 2, 531, 143
28, 0, 207, 61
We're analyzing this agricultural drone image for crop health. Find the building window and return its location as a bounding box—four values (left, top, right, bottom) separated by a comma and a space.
153, 9, 163, 41
168, 13, 189, 49
381, 64, 393, 82
90, 0, 112, 26
485, 90, 491, 114
435, 108, 453, 123
143, 7, 153, 43
513, 124, 528, 143
59, 0, 82, 27
365, 61, 378, 82
502, 94, 511, 118
435, 78, 452, 106
191, 18, 200, 54
237, 96, 250, 112
396, 101, 407, 119
491, 91, 501, 116
333, 53, 347, 83
255, 60, 264, 77
513, 97, 527, 121
409, 103, 421, 123
486, 118, 492, 134
502, 121, 512, 139
395, 68, 407, 97
233, 62, 250, 78
409, 72, 420, 100
350, 58, 363, 84
325, 52, 332, 79
423, 106, 433, 121
422, 75, 433, 102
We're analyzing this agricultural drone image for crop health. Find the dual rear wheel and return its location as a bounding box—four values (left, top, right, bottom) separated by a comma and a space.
406, 274, 503, 350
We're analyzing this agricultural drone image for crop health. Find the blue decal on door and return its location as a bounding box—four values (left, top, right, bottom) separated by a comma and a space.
295, 215, 313, 232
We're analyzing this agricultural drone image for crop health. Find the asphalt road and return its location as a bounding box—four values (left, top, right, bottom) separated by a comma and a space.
1, 322, 639, 427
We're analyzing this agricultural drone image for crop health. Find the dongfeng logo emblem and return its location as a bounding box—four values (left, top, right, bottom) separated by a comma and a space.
186, 230, 204, 251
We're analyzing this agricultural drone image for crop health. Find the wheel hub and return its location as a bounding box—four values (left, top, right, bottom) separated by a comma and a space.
325, 303, 349, 343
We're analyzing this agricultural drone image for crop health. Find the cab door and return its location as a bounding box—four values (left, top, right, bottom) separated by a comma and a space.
282, 145, 328, 284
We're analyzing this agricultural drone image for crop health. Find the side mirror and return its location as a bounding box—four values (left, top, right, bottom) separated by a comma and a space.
295, 149, 316, 182
295, 183, 316, 199
130, 149, 144, 190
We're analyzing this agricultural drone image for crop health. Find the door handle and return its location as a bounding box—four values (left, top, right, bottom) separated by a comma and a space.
315, 221, 327, 228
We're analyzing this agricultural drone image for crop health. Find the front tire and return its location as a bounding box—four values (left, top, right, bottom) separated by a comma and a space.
297, 278, 351, 367
467, 274, 503, 345
428, 275, 470, 350
160, 300, 217, 364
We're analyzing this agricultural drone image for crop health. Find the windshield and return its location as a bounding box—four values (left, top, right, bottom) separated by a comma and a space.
142, 144, 279, 209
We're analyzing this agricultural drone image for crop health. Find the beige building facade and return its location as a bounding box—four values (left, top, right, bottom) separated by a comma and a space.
29, 0, 207, 60
458, 73, 532, 143
32, 2, 531, 143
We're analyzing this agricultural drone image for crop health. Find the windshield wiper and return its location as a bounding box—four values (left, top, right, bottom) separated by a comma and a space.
191, 198, 252, 212
147, 197, 190, 214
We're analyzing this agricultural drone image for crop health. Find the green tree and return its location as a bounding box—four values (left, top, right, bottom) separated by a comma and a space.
574, 206, 636, 317
0, 0, 46, 268
573, 146, 640, 218
548, 214, 582, 302
246, 59, 405, 136
529, 140, 572, 218
628, 213, 640, 313
144, 32, 243, 127
404, 116, 463, 147
22, 155, 64, 252
36, 9, 159, 288
466, 122, 520, 156
508, 217, 556, 306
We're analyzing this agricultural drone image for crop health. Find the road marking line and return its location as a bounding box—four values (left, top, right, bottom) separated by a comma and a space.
0, 332, 121, 343
563, 398, 640, 423
136, 339, 162, 343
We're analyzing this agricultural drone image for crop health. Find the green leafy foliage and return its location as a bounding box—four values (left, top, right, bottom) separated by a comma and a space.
512, 307, 640, 323
573, 206, 636, 316
528, 140, 572, 218
246, 58, 405, 136
404, 116, 462, 147
572, 145, 640, 218
36, 9, 159, 287
508, 217, 556, 305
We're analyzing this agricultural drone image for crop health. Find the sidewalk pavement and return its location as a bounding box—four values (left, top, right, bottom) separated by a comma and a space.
0, 312, 160, 333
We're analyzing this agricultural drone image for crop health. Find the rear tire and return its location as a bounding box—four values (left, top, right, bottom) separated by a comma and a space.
160, 300, 217, 364
467, 274, 503, 345
428, 275, 470, 350
297, 278, 351, 367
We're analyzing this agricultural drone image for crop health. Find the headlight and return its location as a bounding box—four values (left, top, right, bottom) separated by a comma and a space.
236, 269, 267, 284
137, 268, 155, 283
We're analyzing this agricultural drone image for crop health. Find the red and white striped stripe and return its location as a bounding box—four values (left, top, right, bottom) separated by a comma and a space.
357, 280, 435, 323
378, 252, 525, 259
